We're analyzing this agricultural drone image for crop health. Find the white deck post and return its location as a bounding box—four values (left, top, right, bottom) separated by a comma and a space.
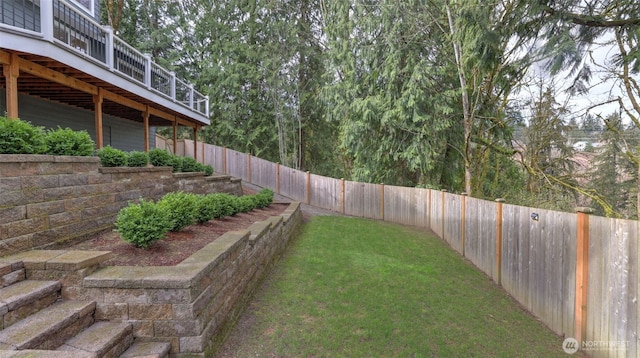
41, 0, 54, 42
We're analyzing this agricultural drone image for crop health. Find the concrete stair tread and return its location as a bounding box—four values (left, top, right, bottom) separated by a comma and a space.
0, 300, 95, 350
0, 280, 60, 313
119, 341, 171, 358
57, 321, 132, 357
0, 349, 96, 357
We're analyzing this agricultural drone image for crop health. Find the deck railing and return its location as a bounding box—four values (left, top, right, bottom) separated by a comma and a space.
0, 0, 209, 117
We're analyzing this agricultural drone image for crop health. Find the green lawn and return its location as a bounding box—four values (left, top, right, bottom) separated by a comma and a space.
221, 216, 568, 357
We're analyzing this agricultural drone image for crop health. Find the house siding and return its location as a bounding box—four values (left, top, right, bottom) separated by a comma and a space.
1, 89, 156, 152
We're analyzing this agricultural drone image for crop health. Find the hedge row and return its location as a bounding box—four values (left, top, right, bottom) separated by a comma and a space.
0, 116, 94, 156
115, 189, 275, 248
97, 146, 214, 175
0, 116, 213, 175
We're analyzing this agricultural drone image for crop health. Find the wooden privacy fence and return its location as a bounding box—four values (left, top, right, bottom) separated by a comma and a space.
169, 138, 638, 358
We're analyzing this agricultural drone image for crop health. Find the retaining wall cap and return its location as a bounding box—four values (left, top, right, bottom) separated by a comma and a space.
205, 174, 231, 182
0, 154, 100, 163
172, 172, 205, 178
45, 250, 112, 270
83, 266, 199, 289
99, 167, 172, 174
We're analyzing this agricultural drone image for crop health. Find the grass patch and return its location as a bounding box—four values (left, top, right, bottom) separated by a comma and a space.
225, 216, 567, 357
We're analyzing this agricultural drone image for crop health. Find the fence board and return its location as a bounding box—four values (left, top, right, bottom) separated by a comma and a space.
310, 174, 341, 212
502, 205, 532, 311
588, 215, 608, 356
560, 211, 577, 339
279, 166, 306, 202
443, 192, 463, 254
383, 186, 430, 227
430, 191, 443, 238
250, 156, 277, 189
628, 221, 639, 358
225, 149, 248, 182
363, 183, 383, 220
207, 146, 224, 174
588, 217, 637, 358
464, 197, 496, 279
344, 181, 364, 217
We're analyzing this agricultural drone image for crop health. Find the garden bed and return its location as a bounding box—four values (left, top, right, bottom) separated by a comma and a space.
61, 203, 289, 266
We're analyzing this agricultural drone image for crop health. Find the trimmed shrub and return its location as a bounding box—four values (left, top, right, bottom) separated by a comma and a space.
237, 195, 258, 213
97, 146, 127, 167
211, 193, 239, 218
157, 191, 198, 231
115, 199, 173, 248
203, 164, 214, 176
127, 151, 149, 167
195, 194, 217, 224
181, 156, 200, 172
148, 148, 173, 167
45, 127, 94, 156
169, 155, 183, 172
255, 188, 274, 208
0, 116, 47, 154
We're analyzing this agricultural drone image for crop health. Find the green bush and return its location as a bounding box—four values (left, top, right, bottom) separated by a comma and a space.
148, 148, 173, 167
195, 194, 217, 224
203, 164, 214, 176
115, 199, 173, 248
127, 151, 149, 167
255, 188, 274, 208
157, 191, 198, 231
210, 193, 239, 218
169, 155, 183, 172
181, 156, 200, 172
0, 116, 47, 154
97, 146, 127, 167
237, 195, 258, 213
45, 127, 94, 156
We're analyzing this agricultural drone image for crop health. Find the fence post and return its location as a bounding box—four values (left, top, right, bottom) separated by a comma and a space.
223, 147, 227, 174
495, 198, 505, 285
306, 171, 311, 204
276, 163, 281, 194
461, 193, 467, 257
247, 153, 252, 183
575, 207, 593, 345
380, 184, 385, 220
341, 178, 345, 214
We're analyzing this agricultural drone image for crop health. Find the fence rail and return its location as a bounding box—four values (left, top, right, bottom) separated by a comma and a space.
166, 138, 638, 358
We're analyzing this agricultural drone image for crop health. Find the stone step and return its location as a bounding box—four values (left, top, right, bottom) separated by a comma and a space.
58, 321, 133, 358
0, 349, 96, 357
0, 262, 25, 289
119, 341, 171, 358
0, 280, 61, 329
0, 300, 95, 350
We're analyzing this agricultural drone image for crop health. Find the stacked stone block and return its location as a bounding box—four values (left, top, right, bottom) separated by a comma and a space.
0, 154, 243, 257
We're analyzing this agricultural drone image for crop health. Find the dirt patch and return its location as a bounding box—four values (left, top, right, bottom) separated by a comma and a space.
63, 203, 289, 266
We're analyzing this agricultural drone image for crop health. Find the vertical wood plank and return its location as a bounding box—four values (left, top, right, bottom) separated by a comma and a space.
575, 208, 591, 344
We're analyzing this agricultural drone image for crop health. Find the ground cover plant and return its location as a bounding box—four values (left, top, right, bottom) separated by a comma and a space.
218, 216, 569, 357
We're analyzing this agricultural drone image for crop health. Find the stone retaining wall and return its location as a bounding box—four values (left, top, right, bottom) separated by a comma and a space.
0, 154, 243, 257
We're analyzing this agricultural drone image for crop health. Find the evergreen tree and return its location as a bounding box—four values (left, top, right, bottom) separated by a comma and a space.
589, 114, 639, 218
